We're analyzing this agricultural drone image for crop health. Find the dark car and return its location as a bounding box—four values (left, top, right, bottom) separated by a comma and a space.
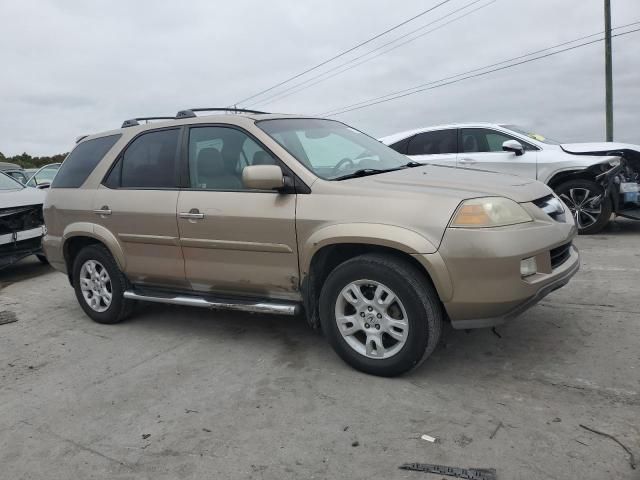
0, 171, 47, 269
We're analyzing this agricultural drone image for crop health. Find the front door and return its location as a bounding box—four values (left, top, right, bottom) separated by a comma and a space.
93, 127, 187, 288
177, 125, 299, 300
457, 128, 537, 179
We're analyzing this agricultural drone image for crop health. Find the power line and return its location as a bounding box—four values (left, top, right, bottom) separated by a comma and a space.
249, 0, 493, 108
319, 25, 640, 117
233, 0, 454, 106
319, 21, 640, 115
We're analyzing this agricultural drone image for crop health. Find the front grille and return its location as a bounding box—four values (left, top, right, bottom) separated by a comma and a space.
533, 195, 566, 222
550, 242, 572, 269
0, 204, 44, 235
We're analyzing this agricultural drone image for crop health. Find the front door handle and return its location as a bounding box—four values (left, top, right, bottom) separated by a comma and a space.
458, 158, 477, 165
93, 206, 112, 216
179, 208, 204, 220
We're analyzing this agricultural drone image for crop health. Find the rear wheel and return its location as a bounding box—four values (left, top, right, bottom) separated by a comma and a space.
72, 244, 134, 324
555, 179, 612, 234
319, 254, 442, 377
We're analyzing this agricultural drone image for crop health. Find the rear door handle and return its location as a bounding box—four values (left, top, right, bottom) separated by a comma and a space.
458, 158, 477, 165
93, 206, 112, 216
179, 209, 204, 220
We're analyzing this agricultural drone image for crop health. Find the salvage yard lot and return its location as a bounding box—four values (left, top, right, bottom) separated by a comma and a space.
1, 220, 638, 480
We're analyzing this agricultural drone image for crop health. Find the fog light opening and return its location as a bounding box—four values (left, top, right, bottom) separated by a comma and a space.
520, 257, 538, 277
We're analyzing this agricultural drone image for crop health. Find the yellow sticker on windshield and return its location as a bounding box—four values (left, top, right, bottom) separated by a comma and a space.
530, 133, 546, 141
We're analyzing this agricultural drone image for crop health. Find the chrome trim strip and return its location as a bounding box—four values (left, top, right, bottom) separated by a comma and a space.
123, 290, 299, 315
179, 237, 293, 253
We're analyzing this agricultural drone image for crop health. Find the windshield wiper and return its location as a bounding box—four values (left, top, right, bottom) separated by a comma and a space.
333, 162, 424, 181
333, 168, 400, 181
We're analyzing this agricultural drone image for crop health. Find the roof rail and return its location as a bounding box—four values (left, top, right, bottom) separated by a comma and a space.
121, 116, 176, 128
175, 107, 269, 119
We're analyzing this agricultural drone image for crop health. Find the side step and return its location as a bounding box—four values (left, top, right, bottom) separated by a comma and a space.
123, 290, 300, 316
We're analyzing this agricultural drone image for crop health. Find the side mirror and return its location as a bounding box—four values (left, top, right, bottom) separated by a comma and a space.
502, 140, 524, 156
242, 165, 285, 191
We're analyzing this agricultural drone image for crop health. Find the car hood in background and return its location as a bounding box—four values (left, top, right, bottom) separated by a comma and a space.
561, 142, 640, 155
0, 187, 46, 209
361, 164, 551, 203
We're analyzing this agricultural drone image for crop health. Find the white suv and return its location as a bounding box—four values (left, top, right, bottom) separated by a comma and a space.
381, 123, 640, 234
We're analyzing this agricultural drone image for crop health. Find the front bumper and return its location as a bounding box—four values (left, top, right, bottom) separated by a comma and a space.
0, 226, 46, 269
433, 217, 579, 329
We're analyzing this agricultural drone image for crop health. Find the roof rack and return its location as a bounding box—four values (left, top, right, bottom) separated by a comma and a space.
175, 107, 269, 119
121, 117, 176, 128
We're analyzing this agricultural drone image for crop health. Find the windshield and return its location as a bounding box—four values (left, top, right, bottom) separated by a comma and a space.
257, 118, 410, 180
501, 125, 562, 145
0, 171, 24, 190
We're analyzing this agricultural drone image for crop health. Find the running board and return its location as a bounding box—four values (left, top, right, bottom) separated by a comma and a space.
123, 290, 300, 316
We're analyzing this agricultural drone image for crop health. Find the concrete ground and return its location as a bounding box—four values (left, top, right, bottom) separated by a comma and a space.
1, 219, 638, 480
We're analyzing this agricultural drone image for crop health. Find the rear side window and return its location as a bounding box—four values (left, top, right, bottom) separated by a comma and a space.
52, 134, 121, 188
105, 129, 180, 189
407, 130, 457, 155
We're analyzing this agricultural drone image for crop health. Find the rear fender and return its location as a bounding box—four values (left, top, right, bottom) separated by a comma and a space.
62, 222, 126, 270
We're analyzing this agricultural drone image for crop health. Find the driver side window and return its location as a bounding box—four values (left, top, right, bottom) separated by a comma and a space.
188, 127, 278, 190
460, 128, 536, 153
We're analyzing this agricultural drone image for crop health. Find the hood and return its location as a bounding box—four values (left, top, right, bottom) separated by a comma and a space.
0, 187, 46, 209
561, 142, 640, 155
354, 164, 552, 203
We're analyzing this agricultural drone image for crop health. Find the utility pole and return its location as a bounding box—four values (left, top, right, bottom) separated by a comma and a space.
604, 0, 613, 141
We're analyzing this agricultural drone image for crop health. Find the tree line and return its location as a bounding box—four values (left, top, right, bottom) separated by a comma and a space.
0, 151, 67, 169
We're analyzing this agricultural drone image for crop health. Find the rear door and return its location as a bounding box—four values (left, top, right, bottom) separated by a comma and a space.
405, 129, 458, 167
92, 128, 187, 288
457, 128, 538, 178
176, 125, 299, 300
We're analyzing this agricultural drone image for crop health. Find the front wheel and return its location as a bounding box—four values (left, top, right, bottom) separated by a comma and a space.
319, 254, 442, 377
555, 179, 612, 234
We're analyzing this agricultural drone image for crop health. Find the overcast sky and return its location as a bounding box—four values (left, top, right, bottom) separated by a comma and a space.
1, 0, 638, 156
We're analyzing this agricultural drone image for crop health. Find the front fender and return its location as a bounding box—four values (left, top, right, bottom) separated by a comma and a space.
300, 222, 438, 276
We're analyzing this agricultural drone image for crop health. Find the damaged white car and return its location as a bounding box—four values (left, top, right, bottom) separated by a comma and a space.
0, 171, 47, 269
382, 123, 640, 234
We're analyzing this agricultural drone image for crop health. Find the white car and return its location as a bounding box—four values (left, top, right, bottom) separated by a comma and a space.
381, 123, 640, 234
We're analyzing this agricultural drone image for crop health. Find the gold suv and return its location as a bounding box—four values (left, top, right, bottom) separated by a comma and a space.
43, 109, 579, 376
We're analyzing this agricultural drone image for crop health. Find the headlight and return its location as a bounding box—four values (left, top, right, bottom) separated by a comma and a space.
450, 197, 533, 228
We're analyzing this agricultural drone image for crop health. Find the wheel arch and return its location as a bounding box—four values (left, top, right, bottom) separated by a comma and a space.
300, 226, 444, 329
62, 223, 126, 283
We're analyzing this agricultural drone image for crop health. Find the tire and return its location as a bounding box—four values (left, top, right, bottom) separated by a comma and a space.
555, 179, 612, 234
72, 244, 134, 324
36, 254, 49, 265
319, 253, 442, 377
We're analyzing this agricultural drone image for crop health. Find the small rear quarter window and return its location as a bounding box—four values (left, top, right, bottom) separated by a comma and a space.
51, 134, 121, 188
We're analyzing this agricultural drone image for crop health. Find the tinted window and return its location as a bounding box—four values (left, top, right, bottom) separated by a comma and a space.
188, 127, 277, 190
460, 128, 536, 153
52, 134, 121, 188
407, 130, 457, 155
119, 129, 180, 188
388, 137, 411, 155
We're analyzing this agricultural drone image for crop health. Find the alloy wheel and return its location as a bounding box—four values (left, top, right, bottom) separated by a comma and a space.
79, 259, 112, 313
559, 188, 602, 230
334, 279, 409, 359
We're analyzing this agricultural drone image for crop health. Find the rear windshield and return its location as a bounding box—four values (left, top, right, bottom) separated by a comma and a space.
52, 134, 121, 188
